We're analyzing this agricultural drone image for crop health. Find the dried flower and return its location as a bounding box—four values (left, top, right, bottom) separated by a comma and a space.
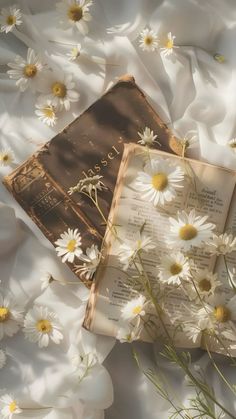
68, 175, 107, 196
137, 127, 160, 146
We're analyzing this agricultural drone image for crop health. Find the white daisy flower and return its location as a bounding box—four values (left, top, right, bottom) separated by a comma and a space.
7, 48, 47, 93
68, 174, 107, 196
199, 294, 236, 344
179, 132, 198, 152
116, 323, 141, 343
214, 53, 226, 64
0, 6, 22, 33
35, 100, 57, 127
39, 72, 79, 111
0, 394, 22, 418
158, 252, 191, 285
208, 294, 236, 325
137, 127, 160, 147
160, 32, 179, 57
0, 349, 7, 369
40, 272, 54, 291
206, 233, 236, 255
56, 0, 93, 35
135, 158, 184, 206
121, 295, 147, 321
0, 148, 15, 167
55, 228, 83, 263
118, 232, 155, 270
182, 294, 236, 345
0, 292, 24, 340
228, 138, 236, 153
67, 43, 82, 61
23, 306, 63, 348
190, 269, 221, 299
139, 28, 159, 52
75, 244, 101, 280
175, 305, 205, 344
168, 209, 215, 251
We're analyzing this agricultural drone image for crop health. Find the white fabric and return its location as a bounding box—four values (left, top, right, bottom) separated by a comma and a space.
0, 0, 236, 418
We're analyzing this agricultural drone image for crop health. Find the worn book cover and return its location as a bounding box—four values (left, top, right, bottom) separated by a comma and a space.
84, 143, 236, 356
3, 75, 182, 286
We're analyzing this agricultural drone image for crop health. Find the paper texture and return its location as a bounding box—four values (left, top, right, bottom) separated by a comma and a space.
87, 144, 236, 355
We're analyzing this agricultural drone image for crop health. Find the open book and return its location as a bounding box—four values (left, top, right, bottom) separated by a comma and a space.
84, 144, 236, 356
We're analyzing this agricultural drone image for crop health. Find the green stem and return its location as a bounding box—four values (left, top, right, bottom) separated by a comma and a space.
134, 253, 236, 419
204, 336, 236, 396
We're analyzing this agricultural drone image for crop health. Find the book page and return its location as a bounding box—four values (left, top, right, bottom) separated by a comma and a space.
88, 144, 236, 351
205, 188, 236, 355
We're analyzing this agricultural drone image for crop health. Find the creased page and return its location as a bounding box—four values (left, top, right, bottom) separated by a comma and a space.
90, 144, 236, 348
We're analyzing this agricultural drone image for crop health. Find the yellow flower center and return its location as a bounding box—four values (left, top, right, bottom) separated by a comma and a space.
0, 307, 10, 322
43, 107, 55, 119
214, 305, 231, 323
170, 263, 182, 276
67, 5, 83, 22
230, 143, 236, 149
166, 39, 174, 49
152, 173, 168, 191
24, 64, 37, 78
67, 239, 77, 252
198, 278, 211, 292
145, 36, 153, 46
9, 401, 17, 413
132, 305, 142, 315
7, 15, 16, 25
2, 154, 9, 162
36, 319, 52, 333
179, 224, 197, 241
52, 82, 67, 98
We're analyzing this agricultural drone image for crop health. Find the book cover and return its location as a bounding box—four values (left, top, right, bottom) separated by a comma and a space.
3, 75, 182, 286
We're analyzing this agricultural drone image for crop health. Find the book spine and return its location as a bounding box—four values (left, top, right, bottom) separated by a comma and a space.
3, 156, 101, 288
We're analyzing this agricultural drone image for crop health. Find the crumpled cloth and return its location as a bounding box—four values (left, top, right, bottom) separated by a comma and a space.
0, 0, 236, 418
